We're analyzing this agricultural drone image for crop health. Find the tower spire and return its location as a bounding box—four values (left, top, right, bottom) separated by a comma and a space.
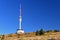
20, 3, 22, 16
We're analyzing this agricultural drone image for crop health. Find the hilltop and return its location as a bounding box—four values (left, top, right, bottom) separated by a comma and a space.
0, 32, 60, 40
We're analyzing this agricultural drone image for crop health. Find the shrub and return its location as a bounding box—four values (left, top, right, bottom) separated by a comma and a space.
1, 35, 4, 40
54, 30, 60, 32
36, 30, 39, 35
46, 30, 53, 32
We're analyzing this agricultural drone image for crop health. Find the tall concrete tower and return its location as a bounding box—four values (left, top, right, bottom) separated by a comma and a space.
16, 3, 24, 34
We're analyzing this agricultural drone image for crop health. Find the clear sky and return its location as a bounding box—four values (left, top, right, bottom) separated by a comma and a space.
0, 0, 60, 34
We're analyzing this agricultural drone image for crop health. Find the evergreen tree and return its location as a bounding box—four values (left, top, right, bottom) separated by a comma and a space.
39, 29, 44, 35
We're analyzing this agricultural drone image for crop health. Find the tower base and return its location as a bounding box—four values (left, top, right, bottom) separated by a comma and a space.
16, 29, 24, 34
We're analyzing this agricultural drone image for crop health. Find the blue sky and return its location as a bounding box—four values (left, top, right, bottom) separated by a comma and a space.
0, 0, 60, 34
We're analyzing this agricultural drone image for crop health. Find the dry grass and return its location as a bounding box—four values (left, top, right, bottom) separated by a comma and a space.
0, 32, 60, 40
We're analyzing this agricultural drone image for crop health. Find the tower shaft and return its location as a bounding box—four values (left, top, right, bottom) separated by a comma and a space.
19, 4, 22, 30
19, 16, 22, 29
